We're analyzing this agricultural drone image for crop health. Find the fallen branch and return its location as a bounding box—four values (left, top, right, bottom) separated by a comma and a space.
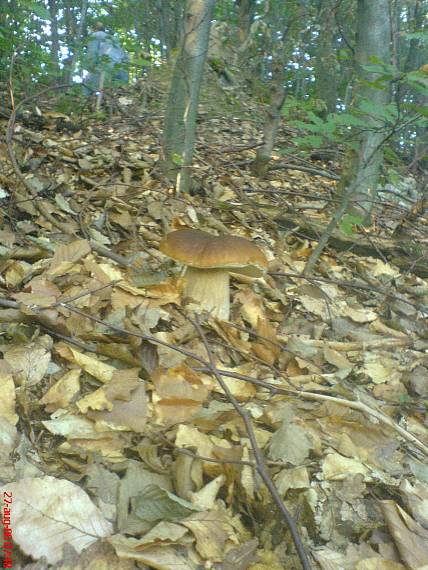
269, 161, 339, 180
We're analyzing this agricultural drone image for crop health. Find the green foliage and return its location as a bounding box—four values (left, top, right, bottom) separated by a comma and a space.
172, 153, 184, 166
340, 213, 364, 236
385, 168, 400, 186
383, 147, 401, 166
357, 99, 398, 123
281, 96, 327, 121
282, 62, 428, 163
54, 90, 86, 114
402, 31, 428, 43
0, 0, 426, 174
29, 2, 50, 20
286, 110, 357, 154
134, 57, 151, 68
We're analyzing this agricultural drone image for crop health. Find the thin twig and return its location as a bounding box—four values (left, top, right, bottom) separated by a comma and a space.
269, 271, 428, 316
189, 316, 313, 570
52, 280, 121, 307
191, 365, 428, 457
1, 294, 426, 455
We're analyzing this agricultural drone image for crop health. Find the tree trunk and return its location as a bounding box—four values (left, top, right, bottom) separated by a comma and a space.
251, 57, 286, 177
338, 0, 391, 222
172, 1, 184, 51
315, 0, 337, 117
48, 0, 60, 79
67, 0, 88, 85
404, 0, 428, 172
157, 0, 168, 59
161, 0, 216, 193
161, 0, 184, 57
250, 1, 304, 177
236, 0, 256, 45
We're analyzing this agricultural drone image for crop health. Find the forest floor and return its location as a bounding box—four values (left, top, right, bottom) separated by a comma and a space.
0, 70, 427, 570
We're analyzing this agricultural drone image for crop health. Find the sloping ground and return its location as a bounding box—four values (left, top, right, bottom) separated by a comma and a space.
0, 73, 427, 570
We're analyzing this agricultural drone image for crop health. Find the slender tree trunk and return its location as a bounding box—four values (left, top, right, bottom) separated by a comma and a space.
172, 1, 184, 51
157, 0, 168, 59
48, 0, 60, 79
250, 1, 304, 177
338, 0, 391, 222
404, 0, 428, 172
315, 0, 337, 117
161, 0, 216, 193
161, 0, 184, 57
237, 0, 256, 45
251, 56, 286, 177
235, 0, 260, 88
294, 47, 307, 99
344, 80, 353, 109
63, 0, 75, 84
67, 0, 88, 85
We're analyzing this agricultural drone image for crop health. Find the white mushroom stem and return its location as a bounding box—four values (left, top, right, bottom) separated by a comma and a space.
183, 267, 230, 320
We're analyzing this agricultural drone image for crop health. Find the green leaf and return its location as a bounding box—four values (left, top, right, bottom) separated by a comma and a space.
367, 55, 384, 65
357, 99, 398, 122
306, 112, 322, 125
295, 135, 324, 148
402, 31, 428, 43
362, 65, 388, 75
340, 214, 364, 236
335, 114, 368, 128
292, 120, 310, 130
172, 153, 183, 166
30, 2, 50, 19
135, 57, 151, 66
403, 103, 428, 118
383, 148, 400, 165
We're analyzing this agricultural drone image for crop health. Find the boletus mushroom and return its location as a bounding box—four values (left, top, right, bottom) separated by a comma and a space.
159, 229, 268, 320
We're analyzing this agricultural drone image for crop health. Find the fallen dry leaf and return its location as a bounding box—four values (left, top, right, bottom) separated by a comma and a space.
0, 476, 112, 563
380, 500, 428, 569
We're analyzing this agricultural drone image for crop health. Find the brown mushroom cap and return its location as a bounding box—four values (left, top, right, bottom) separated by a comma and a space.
159, 229, 268, 276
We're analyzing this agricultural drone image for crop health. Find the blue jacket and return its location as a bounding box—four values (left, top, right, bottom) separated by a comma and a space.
87, 31, 128, 68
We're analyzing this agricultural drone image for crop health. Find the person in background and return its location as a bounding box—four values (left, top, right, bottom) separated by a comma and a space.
84, 21, 129, 95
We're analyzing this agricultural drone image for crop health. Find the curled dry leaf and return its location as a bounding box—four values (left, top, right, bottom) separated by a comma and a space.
40, 369, 81, 412
56, 343, 116, 383
109, 535, 195, 570
46, 238, 91, 278
380, 500, 428, 569
152, 364, 209, 426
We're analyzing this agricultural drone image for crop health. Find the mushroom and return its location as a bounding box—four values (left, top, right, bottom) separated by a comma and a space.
159, 229, 268, 320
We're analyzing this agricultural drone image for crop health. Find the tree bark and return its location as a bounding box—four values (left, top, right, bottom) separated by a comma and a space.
403, 0, 428, 172
251, 58, 286, 177
236, 0, 256, 45
315, 0, 337, 117
338, 0, 392, 222
161, 0, 216, 193
250, 1, 304, 177
48, 0, 60, 79
67, 0, 88, 85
